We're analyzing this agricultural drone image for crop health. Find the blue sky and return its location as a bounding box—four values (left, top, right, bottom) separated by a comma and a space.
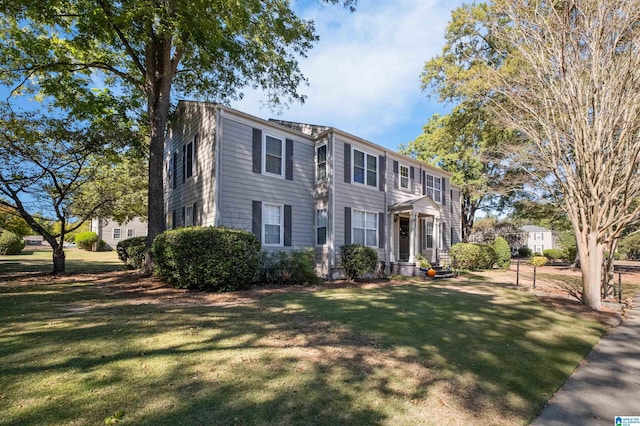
232, 0, 466, 151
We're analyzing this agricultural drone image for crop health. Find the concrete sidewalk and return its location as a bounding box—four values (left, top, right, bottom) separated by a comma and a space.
532, 293, 640, 425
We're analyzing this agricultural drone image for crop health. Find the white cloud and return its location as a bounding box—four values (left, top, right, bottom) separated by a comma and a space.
232, 0, 462, 145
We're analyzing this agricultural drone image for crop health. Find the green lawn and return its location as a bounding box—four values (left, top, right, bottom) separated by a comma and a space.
0, 249, 122, 275
0, 270, 609, 425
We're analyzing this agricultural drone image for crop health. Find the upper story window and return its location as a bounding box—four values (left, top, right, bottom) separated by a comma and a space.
400, 164, 409, 189
534, 232, 543, 241
183, 134, 197, 181
113, 228, 122, 240
353, 148, 377, 187
425, 174, 442, 203
352, 209, 377, 247
316, 208, 327, 245
263, 203, 283, 246
316, 144, 327, 182
264, 135, 284, 177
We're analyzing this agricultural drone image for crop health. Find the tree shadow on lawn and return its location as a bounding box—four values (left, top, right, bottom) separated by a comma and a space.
262, 282, 607, 423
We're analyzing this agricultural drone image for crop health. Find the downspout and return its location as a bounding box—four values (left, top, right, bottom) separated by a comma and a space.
213, 107, 223, 226
328, 132, 335, 279
384, 150, 389, 270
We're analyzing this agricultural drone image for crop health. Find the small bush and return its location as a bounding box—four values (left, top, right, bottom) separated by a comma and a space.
492, 237, 511, 269
257, 248, 319, 285
0, 230, 24, 255
116, 236, 147, 269
75, 231, 99, 250
530, 256, 549, 267
518, 246, 532, 258
543, 248, 564, 261
151, 226, 261, 292
340, 244, 378, 281
450, 243, 496, 270
619, 233, 640, 260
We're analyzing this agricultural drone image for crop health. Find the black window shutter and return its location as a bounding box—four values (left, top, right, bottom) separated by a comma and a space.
192, 202, 198, 226
344, 143, 351, 183
182, 145, 186, 182
252, 200, 262, 242
285, 139, 294, 180
344, 207, 351, 245
172, 151, 178, 189
410, 166, 415, 193
378, 155, 385, 191
181, 207, 186, 227
193, 134, 198, 176
252, 128, 262, 173
442, 178, 447, 205
422, 171, 426, 195
378, 212, 385, 249
393, 161, 399, 189
172, 209, 176, 229
284, 205, 292, 246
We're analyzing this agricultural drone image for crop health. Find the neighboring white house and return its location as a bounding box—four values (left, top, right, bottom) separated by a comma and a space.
521, 225, 557, 254
90, 217, 148, 250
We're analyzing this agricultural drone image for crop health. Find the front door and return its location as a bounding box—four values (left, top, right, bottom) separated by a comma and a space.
399, 217, 410, 261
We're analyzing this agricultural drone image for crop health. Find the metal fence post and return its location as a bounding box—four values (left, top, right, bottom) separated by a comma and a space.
618, 272, 623, 303
533, 265, 537, 289
516, 259, 520, 286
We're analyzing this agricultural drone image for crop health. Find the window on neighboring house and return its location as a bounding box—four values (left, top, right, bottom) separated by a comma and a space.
113, 228, 121, 240
534, 244, 544, 254
353, 148, 377, 187
185, 205, 193, 227
425, 174, 442, 203
352, 209, 377, 247
264, 135, 284, 176
127, 229, 134, 238
534, 232, 543, 241
316, 144, 327, 182
263, 203, 283, 246
400, 164, 409, 189
316, 208, 327, 245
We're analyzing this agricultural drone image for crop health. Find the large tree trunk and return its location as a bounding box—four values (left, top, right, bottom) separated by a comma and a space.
579, 231, 603, 310
52, 243, 65, 274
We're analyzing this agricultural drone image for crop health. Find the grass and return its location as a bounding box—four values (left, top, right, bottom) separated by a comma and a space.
0, 248, 122, 275
0, 264, 612, 426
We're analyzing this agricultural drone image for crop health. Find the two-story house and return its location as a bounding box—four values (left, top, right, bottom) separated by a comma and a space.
164, 101, 462, 278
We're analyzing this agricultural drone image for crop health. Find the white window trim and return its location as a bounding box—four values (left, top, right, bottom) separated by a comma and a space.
184, 139, 196, 180
351, 147, 378, 188
352, 209, 378, 248
262, 134, 285, 178
399, 163, 410, 190
534, 232, 543, 241
262, 203, 284, 247
126, 228, 135, 238
316, 143, 327, 183
425, 174, 442, 204
316, 207, 328, 246
113, 228, 122, 240
185, 205, 193, 227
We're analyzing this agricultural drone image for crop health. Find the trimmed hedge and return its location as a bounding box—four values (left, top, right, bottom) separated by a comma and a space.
340, 244, 378, 281
0, 230, 24, 255
518, 246, 532, 258
151, 226, 261, 292
492, 236, 512, 269
257, 248, 319, 285
543, 248, 564, 261
116, 236, 147, 269
450, 242, 497, 271
75, 231, 98, 250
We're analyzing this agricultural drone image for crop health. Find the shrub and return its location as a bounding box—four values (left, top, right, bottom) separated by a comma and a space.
518, 246, 532, 258
619, 233, 640, 260
151, 226, 261, 292
543, 248, 564, 261
340, 244, 378, 281
530, 256, 549, 267
492, 236, 512, 269
75, 231, 99, 250
450, 243, 496, 270
116, 236, 147, 269
257, 248, 319, 285
0, 230, 24, 255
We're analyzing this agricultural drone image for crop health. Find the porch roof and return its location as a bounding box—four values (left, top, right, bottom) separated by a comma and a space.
388, 195, 442, 214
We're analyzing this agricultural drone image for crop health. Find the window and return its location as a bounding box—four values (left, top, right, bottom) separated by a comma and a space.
534, 244, 544, 254
113, 228, 121, 240
185, 205, 193, 227
425, 174, 442, 203
264, 135, 284, 176
534, 232, 543, 241
400, 164, 409, 189
126, 229, 135, 238
352, 209, 377, 247
316, 144, 327, 182
423, 218, 434, 249
316, 208, 327, 245
166, 211, 173, 230
263, 203, 283, 246
183, 136, 196, 180
353, 148, 377, 187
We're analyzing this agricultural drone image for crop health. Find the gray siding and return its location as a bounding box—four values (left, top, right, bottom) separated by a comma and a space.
219, 116, 315, 250
91, 217, 148, 250
164, 102, 217, 228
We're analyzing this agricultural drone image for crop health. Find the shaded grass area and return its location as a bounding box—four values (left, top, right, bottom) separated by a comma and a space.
0, 249, 122, 276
